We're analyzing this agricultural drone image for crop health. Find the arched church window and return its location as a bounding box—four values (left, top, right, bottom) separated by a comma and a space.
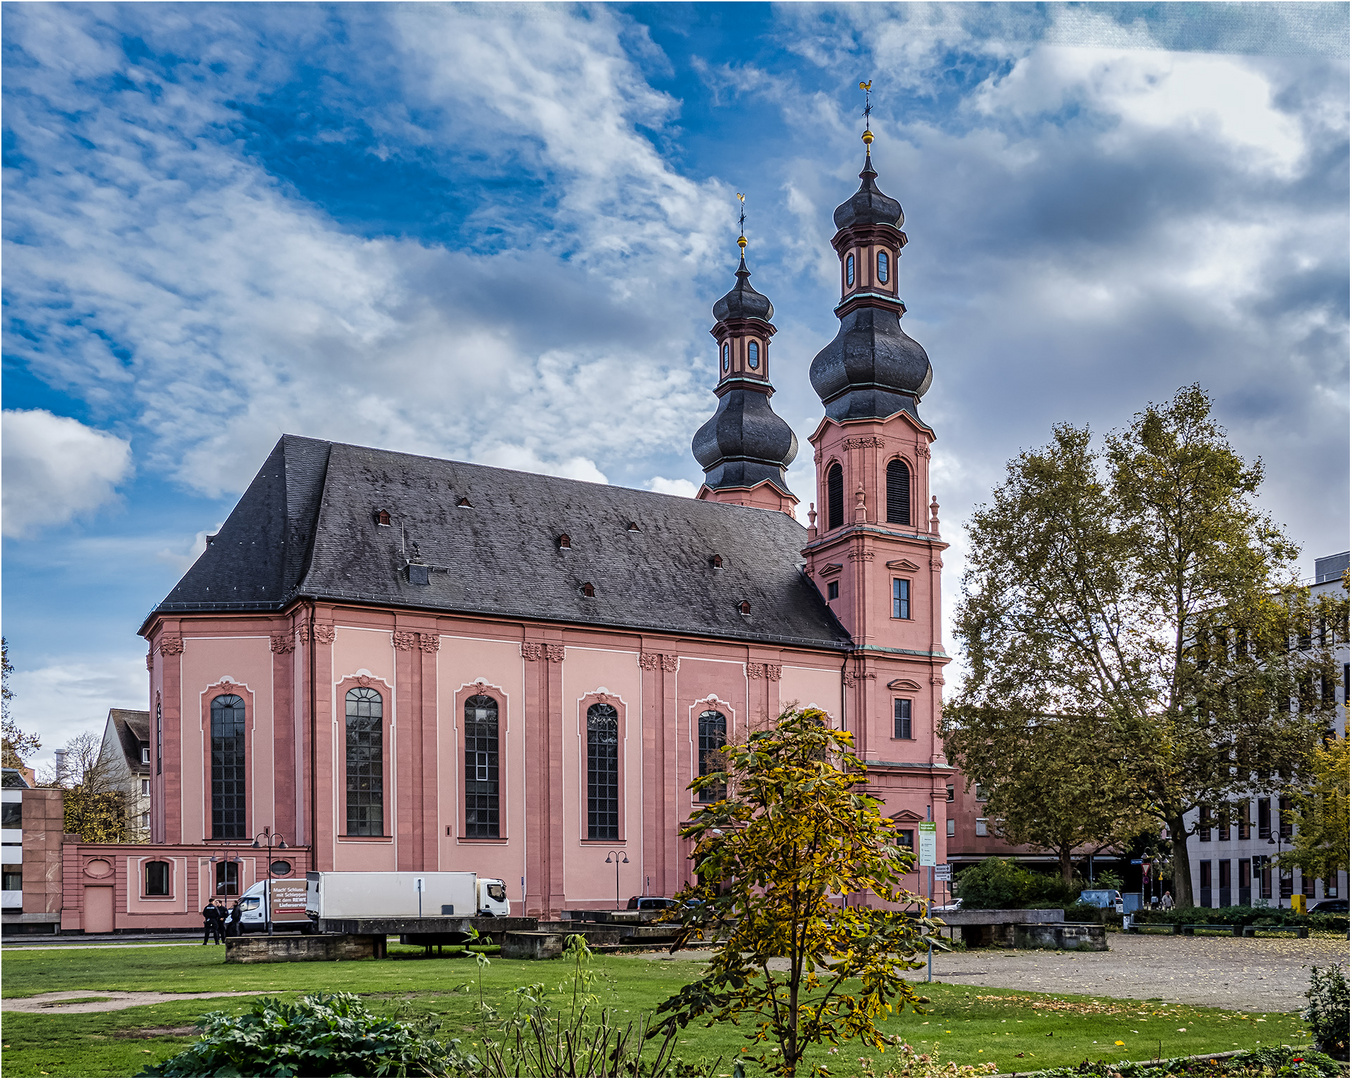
877, 250, 889, 284
748, 341, 759, 369
886, 458, 911, 526
722, 343, 729, 372
846, 254, 855, 288
696, 710, 727, 803
826, 463, 844, 531
210, 695, 246, 840
465, 695, 500, 838
345, 687, 384, 836
586, 704, 620, 839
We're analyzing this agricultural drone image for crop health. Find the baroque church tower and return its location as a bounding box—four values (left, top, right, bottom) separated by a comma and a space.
692, 231, 798, 514
803, 124, 951, 846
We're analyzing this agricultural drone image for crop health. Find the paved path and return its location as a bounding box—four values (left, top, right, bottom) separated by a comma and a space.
666, 933, 1347, 1014
1, 990, 267, 1015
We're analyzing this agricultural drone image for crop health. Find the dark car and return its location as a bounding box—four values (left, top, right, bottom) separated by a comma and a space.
1309, 899, 1348, 914
626, 896, 676, 911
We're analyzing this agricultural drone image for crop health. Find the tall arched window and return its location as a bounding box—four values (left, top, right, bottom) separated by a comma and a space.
464, 695, 500, 838
877, 250, 889, 283
586, 703, 619, 840
845, 253, 855, 287
696, 710, 727, 803
826, 463, 844, 531
345, 688, 384, 836
886, 458, 911, 525
210, 695, 246, 839
721, 342, 729, 372
748, 341, 760, 369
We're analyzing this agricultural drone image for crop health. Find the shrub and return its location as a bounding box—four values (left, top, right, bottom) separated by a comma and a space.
140, 992, 470, 1077
1062, 902, 1102, 923
954, 858, 1057, 909
1305, 964, 1350, 1060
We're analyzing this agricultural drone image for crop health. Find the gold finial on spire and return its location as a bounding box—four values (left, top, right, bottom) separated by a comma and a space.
736, 192, 747, 251
859, 80, 874, 145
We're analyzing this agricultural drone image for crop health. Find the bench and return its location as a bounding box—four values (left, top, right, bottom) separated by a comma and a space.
1241, 924, 1308, 938
1125, 921, 1180, 934
1181, 924, 1244, 937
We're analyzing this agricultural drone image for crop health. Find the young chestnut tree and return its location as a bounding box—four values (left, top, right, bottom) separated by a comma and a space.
656, 707, 936, 1078
947, 386, 1344, 907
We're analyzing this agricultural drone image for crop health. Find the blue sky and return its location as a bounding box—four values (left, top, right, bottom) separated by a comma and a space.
3, 3, 1348, 773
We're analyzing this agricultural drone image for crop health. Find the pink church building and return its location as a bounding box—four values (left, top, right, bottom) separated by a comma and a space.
60, 133, 953, 931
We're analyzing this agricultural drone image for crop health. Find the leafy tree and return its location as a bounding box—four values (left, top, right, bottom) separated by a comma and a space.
948, 386, 1343, 907
58, 731, 132, 843
1277, 735, 1349, 886
943, 705, 1145, 886
655, 707, 935, 1077
1, 637, 41, 770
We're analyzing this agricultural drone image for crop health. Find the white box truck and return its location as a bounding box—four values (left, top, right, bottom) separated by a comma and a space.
305, 871, 511, 921
231, 878, 312, 934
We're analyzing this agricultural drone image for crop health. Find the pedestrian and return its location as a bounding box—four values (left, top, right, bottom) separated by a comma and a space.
228, 899, 243, 937
1161, 890, 1174, 911
202, 897, 223, 944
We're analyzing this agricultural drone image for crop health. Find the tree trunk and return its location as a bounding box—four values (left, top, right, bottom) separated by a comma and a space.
1059, 843, 1074, 888
1169, 816, 1194, 908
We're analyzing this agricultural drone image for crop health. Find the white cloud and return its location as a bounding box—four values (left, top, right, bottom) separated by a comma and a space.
8, 652, 149, 779
645, 476, 698, 498
974, 42, 1307, 177
1, 410, 133, 537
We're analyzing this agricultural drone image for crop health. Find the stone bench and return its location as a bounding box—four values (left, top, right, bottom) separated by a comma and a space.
1242, 924, 1308, 938
1181, 924, 1244, 936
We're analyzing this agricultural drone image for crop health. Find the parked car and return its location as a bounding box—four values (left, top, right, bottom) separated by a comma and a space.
626, 896, 676, 911
1309, 898, 1349, 914
932, 898, 963, 913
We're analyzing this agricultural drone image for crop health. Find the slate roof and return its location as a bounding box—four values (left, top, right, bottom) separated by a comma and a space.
150, 436, 853, 651
107, 709, 150, 771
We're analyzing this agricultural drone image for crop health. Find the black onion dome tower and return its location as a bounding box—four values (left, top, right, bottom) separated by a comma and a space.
692, 232, 798, 512
809, 129, 932, 423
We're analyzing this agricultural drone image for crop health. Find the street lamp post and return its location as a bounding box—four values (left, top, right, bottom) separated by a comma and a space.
252, 826, 288, 935
604, 849, 628, 911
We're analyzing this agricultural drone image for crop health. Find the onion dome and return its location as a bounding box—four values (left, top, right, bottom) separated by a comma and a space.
832, 147, 903, 231
810, 136, 932, 424
712, 253, 774, 322
693, 246, 797, 501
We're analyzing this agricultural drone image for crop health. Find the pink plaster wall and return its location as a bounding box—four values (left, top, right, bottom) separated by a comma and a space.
180, 636, 273, 843
777, 663, 842, 720
562, 646, 643, 905
436, 634, 526, 893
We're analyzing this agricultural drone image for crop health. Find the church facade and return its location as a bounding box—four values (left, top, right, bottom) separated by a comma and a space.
61, 134, 953, 930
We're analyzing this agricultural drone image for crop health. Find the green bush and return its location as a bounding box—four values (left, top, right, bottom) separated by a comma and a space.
953, 858, 1077, 909
140, 992, 470, 1077
1062, 902, 1102, 923
1132, 905, 1348, 933
1305, 964, 1349, 1060
1027, 1045, 1343, 1077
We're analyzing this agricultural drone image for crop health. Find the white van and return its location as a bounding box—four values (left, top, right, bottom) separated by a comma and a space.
230, 878, 312, 934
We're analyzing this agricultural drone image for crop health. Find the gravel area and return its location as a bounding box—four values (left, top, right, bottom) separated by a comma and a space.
667, 933, 1348, 1014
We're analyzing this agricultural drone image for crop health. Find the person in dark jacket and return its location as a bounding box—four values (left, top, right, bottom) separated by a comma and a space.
228, 900, 243, 937
202, 898, 224, 944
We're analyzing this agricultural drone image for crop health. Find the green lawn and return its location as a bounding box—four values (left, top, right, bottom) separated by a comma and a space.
0, 944, 1312, 1077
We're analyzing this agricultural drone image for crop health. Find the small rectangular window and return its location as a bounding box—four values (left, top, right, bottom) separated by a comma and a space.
140, 745, 150, 765
975, 818, 989, 837
1237, 801, 1251, 840
945, 784, 954, 803
1, 801, 20, 829
1278, 796, 1292, 839
946, 818, 955, 837
892, 578, 910, 619
1199, 805, 1211, 842
145, 861, 170, 896
1279, 866, 1293, 898
893, 698, 912, 740
898, 829, 914, 851
827, 580, 839, 600
215, 860, 239, 896
1, 865, 20, 891
974, 784, 989, 803
1257, 797, 1271, 839
141, 779, 151, 797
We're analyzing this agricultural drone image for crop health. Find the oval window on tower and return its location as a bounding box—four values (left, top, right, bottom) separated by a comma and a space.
748, 341, 759, 369
877, 250, 889, 284
846, 253, 855, 287
722, 342, 729, 372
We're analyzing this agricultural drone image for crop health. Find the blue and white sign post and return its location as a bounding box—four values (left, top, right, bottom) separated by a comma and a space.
918, 819, 937, 981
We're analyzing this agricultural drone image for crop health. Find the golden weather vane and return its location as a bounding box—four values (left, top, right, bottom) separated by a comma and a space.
736, 192, 747, 251
860, 80, 874, 145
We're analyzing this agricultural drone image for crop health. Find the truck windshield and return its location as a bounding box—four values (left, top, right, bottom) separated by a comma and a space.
486, 883, 507, 902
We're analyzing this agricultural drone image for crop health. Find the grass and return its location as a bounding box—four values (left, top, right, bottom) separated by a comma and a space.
0, 943, 1314, 1077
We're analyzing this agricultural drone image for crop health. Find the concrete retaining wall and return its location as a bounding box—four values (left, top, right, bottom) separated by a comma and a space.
224, 934, 382, 963
501, 932, 564, 960
1012, 922, 1108, 951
